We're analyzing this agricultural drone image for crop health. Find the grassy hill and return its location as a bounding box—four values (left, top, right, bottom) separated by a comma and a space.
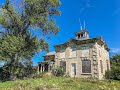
0, 75, 120, 90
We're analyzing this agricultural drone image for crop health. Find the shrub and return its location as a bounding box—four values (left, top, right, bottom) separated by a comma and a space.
105, 54, 120, 80
52, 66, 64, 76
105, 67, 120, 80
29, 73, 43, 79
0, 62, 39, 81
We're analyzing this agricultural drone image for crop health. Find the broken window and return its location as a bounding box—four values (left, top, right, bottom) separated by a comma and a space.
59, 61, 66, 72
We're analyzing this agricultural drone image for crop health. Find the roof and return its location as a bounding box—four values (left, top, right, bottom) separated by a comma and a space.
45, 52, 56, 56
54, 38, 110, 51
75, 30, 89, 35
54, 38, 97, 47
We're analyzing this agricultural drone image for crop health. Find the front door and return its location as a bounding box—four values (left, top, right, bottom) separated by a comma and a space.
71, 63, 76, 77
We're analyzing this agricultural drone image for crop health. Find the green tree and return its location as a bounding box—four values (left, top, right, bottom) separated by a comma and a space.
0, 0, 61, 80
105, 54, 120, 80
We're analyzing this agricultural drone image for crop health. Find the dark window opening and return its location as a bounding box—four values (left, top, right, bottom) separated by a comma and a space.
106, 60, 109, 70
82, 60, 91, 73
72, 48, 76, 51
78, 34, 80, 38
39, 64, 41, 72
100, 60, 103, 73
81, 34, 84, 38
44, 64, 49, 72
60, 61, 66, 72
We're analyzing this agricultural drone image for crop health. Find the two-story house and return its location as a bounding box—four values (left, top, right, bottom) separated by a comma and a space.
38, 29, 110, 80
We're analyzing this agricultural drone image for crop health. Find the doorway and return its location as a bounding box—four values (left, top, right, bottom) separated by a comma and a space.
71, 63, 76, 77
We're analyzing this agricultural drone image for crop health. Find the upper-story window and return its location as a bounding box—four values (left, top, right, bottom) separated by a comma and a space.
60, 49, 65, 58
99, 47, 102, 57
81, 46, 89, 57
72, 48, 77, 57
81, 34, 84, 38
100, 60, 103, 73
78, 34, 80, 38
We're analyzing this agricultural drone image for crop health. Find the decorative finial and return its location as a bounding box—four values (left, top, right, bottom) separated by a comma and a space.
84, 20, 86, 30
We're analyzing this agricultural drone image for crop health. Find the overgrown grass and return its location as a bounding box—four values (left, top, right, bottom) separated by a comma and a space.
0, 75, 120, 90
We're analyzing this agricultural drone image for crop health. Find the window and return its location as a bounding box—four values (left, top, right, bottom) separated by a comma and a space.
72, 48, 77, 57
99, 48, 102, 57
60, 61, 63, 66
100, 60, 103, 73
106, 60, 109, 70
81, 34, 84, 38
81, 46, 89, 50
59, 61, 66, 72
82, 60, 91, 73
78, 34, 80, 38
60, 49, 65, 58
81, 46, 89, 57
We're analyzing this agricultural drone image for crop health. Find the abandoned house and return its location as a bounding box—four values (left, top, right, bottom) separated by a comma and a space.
38, 29, 110, 80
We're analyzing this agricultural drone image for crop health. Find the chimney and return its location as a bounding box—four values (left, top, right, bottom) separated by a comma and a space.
99, 36, 103, 41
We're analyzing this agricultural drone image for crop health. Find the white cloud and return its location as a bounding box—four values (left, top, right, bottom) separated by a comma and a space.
110, 48, 120, 54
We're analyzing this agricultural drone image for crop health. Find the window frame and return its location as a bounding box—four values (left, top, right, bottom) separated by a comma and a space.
81, 59, 91, 74
60, 49, 65, 58
81, 46, 90, 57
106, 60, 109, 70
72, 48, 77, 57
100, 60, 103, 73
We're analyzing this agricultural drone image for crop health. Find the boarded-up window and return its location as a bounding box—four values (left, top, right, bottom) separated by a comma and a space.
82, 60, 91, 73
72, 48, 77, 57
100, 60, 103, 73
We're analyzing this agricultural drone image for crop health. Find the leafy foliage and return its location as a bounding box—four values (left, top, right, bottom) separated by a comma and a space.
105, 54, 120, 80
52, 66, 64, 76
0, 0, 61, 80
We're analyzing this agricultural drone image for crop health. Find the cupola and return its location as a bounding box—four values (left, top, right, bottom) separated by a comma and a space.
75, 30, 89, 40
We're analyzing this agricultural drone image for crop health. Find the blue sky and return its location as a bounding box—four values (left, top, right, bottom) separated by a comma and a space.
0, 0, 120, 66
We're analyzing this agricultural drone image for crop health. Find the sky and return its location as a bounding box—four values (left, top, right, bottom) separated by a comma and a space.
0, 0, 120, 66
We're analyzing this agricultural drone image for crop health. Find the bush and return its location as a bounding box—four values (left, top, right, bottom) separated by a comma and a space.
52, 66, 64, 76
105, 67, 120, 80
105, 54, 120, 80
0, 62, 38, 81
29, 73, 43, 79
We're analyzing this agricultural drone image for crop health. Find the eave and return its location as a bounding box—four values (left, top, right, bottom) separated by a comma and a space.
54, 38, 109, 51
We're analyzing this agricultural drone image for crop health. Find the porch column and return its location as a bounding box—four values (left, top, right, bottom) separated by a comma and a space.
48, 62, 50, 72
41, 65, 43, 73
43, 65, 45, 72
37, 65, 39, 74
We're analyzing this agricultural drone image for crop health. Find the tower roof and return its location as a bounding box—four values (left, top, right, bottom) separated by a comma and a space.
75, 30, 89, 35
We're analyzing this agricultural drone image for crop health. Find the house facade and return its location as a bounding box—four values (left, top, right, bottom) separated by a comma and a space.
38, 29, 110, 80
